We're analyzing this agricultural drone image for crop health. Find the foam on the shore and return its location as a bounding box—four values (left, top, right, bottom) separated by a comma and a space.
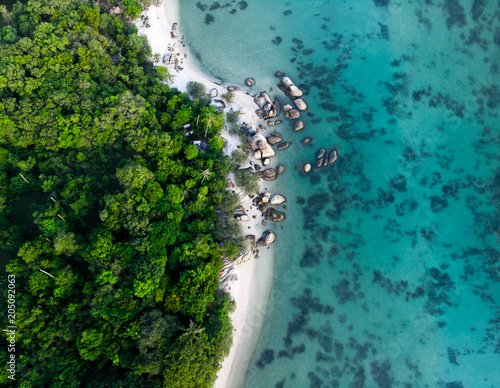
135, 2, 276, 387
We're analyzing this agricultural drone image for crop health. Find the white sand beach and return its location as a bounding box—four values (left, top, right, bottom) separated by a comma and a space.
135, 2, 276, 387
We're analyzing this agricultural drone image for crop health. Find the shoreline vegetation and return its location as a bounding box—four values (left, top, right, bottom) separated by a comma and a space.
0, 0, 283, 387
134, 1, 286, 387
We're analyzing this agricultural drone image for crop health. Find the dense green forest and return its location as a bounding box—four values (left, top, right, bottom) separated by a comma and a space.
0, 1, 245, 386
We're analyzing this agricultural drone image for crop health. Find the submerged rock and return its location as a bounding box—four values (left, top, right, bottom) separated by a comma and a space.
302, 137, 313, 145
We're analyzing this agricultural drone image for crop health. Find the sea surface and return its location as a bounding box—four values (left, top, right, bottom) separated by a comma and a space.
180, 1, 500, 387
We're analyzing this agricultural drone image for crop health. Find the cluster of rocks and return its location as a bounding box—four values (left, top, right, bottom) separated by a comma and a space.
248, 133, 275, 163
316, 147, 338, 168
254, 91, 281, 119
302, 147, 338, 173
278, 77, 308, 120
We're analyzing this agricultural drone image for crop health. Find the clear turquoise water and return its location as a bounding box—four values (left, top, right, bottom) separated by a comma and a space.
180, 1, 500, 387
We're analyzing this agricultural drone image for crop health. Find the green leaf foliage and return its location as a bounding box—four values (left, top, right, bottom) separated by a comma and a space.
0, 1, 241, 386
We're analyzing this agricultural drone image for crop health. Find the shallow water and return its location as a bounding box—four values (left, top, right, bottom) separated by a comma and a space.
180, 1, 500, 387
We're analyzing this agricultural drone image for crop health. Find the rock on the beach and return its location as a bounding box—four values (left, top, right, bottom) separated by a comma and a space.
245, 78, 256, 87
235, 214, 250, 222
266, 133, 282, 145
303, 163, 312, 173
277, 165, 285, 174
277, 142, 291, 150
239, 108, 247, 115
227, 86, 239, 92
261, 192, 271, 203
210, 88, 218, 98
270, 194, 286, 205
302, 137, 313, 145
263, 158, 270, 166
256, 230, 276, 247
294, 98, 308, 111
248, 133, 275, 159
293, 120, 305, 131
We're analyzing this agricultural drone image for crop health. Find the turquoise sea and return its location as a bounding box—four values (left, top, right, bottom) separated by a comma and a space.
180, 1, 500, 387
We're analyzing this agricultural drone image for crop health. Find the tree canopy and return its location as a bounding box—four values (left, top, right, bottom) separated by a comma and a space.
0, 1, 243, 386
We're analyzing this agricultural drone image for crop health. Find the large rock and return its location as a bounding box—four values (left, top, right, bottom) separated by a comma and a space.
245, 78, 255, 87
317, 148, 326, 160
270, 194, 286, 205
248, 133, 275, 159
272, 98, 281, 116
254, 96, 267, 109
303, 163, 311, 173
328, 149, 339, 165
293, 120, 305, 131
281, 76, 303, 97
258, 168, 278, 181
277, 142, 291, 150
315, 157, 324, 168
256, 230, 276, 247
286, 110, 300, 120
265, 208, 286, 222
262, 91, 273, 105
294, 98, 308, 111
266, 133, 282, 145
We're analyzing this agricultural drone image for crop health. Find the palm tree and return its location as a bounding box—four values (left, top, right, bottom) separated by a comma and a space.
179, 320, 205, 342
201, 169, 211, 183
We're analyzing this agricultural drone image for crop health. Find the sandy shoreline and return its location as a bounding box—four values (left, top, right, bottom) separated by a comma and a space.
135, 2, 276, 387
